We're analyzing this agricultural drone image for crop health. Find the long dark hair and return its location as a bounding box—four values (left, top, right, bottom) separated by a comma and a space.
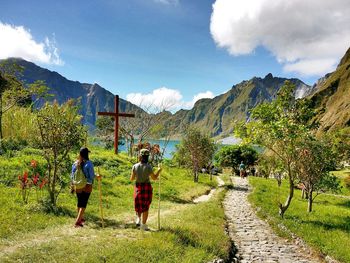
78, 155, 86, 168
140, 155, 149, 164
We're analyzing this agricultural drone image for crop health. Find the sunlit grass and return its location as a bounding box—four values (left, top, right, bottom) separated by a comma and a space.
249, 177, 350, 263
0, 146, 226, 262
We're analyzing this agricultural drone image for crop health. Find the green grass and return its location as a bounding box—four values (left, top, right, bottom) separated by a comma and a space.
1, 184, 229, 262
248, 177, 350, 263
0, 146, 228, 262
219, 173, 233, 187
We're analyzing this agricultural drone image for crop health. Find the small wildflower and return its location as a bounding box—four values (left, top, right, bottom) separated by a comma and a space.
30, 160, 38, 168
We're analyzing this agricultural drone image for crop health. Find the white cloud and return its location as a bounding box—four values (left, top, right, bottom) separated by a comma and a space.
154, 0, 179, 5
126, 87, 183, 112
126, 88, 215, 112
0, 22, 63, 65
210, 0, 350, 76
184, 91, 215, 109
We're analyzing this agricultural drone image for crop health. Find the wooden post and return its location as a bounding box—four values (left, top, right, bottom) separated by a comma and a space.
97, 95, 135, 154
97, 167, 104, 228
157, 163, 162, 230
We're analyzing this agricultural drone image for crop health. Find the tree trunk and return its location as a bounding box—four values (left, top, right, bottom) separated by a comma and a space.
279, 176, 294, 218
51, 160, 58, 206
193, 170, 198, 182
130, 135, 134, 157
307, 190, 313, 212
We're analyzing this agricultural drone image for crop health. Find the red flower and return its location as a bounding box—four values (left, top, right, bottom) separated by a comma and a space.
32, 173, 40, 186
39, 178, 48, 189
23, 171, 28, 183
30, 160, 38, 168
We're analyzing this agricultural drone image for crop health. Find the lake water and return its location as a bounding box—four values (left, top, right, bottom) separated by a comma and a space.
118, 139, 180, 159
108, 136, 242, 159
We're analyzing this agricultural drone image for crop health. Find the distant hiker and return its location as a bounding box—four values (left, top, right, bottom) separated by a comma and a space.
130, 148, 162, 231
239, 161, 246, 178
251, 165, 256, 176
71, 147, 96, 228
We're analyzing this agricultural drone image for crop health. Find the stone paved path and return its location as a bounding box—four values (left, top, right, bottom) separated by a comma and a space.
224, 177, 322, 263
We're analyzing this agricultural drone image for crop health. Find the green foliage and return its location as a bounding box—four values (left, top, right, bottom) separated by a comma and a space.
214, 144, 258, 173
0, 147, 46, 186
324, 127, 350, 163
236, 81, 318, 217
344, 175, 350, 190
95, 116, 114, 149
0, 60, 51, 152
257, 152, 284, 179
174, 127, 217, 182
35, 100, 87, 206
2, 106, 38, 147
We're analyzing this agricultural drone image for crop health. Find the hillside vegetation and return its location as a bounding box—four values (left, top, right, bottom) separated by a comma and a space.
0, 146, 232, 262
309, 47, 350, 133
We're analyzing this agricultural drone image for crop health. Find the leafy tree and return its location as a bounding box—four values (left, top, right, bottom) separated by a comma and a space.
257, 152, 284, 184
95, 117, 114, 149
35, 100, 87, 206
295, 137, 340, 212
236, 81, 316, 217
214, 145, 258, 175
174, 127, 216, 182
0, 61, 50, 149
325, 127, 350, 165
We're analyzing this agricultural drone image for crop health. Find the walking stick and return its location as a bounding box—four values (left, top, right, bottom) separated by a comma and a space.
97, 167, 105, 228
157, 163, 162, 231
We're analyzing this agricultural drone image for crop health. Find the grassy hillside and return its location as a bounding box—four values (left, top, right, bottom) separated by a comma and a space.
0, 146, 231, 262
309, 47, 350, 133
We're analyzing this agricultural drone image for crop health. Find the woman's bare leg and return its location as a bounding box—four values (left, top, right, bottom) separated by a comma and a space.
142, 211, 149, 224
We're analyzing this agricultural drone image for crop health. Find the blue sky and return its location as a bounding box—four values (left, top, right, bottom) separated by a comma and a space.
1, 0, 349, 111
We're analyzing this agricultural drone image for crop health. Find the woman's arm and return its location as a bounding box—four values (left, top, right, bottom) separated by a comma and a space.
86, 161, 95, 184
130, 165, 136, 181
150, 167, 162, 180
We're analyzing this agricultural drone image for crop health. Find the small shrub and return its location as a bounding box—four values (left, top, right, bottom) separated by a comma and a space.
344, 175, 350, 190
1, 138, 28, 152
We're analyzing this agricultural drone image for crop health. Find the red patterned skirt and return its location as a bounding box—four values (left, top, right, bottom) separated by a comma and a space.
134, 183, 153, 213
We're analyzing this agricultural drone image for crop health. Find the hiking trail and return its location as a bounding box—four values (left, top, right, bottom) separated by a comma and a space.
223, 176, 325, 263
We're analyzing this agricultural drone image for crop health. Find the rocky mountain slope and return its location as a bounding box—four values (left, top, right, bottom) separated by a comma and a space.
162, 74, 310, 137
2, 58, 142, 129
308, 47, 350, 133
5, 54, 348, 138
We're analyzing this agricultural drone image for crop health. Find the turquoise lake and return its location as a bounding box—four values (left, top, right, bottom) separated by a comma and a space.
118, 139, 180, 159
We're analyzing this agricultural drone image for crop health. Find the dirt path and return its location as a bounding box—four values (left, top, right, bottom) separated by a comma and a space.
224, 176, 323, 263
193, 176, 225, 203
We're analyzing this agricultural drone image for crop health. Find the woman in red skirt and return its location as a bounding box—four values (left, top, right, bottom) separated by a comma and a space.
130, 148, 162, 231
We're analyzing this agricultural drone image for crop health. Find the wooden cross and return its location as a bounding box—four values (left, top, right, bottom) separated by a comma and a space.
98, 95, 135, 154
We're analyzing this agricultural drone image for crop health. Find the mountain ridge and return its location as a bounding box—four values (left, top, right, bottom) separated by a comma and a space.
160, 73, 310, 137
1, 58, 143, 129
308, 47, 350, 133
3, 53, 349, 137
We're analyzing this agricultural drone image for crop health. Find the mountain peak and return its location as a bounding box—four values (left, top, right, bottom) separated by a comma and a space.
338, 47, 350, 68
264, 73, 273, 80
